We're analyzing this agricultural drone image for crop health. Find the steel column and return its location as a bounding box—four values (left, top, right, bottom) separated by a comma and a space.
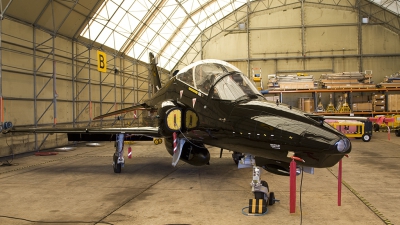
72, 41, 75, 127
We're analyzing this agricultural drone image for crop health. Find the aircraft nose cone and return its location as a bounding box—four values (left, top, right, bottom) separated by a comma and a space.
335, 137, 351, 153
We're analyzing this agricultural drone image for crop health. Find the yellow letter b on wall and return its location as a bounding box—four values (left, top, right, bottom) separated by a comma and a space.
97, 50, 107, 72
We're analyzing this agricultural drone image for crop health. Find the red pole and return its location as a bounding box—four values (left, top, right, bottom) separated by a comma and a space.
173, 132, 177, 153
290, 159, 296, 213
338, 159, 342, 206
128, 146, 132, 159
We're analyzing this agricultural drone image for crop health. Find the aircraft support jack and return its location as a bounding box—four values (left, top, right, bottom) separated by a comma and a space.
113, 133, 125, 173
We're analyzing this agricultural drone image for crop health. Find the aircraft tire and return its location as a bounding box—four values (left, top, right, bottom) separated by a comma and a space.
254, 192, 265, 199
362, 134, 371, 142
261, 180, 269, 190
113, 154, 122, 173
254, 180, 269, 199
113, 163, 122, 173
269, 192, 276, 205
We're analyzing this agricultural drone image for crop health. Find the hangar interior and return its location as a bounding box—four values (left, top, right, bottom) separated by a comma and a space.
0, 0, 398, 157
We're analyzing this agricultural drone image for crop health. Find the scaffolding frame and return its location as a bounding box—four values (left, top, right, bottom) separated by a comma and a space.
0, 0, 157, 152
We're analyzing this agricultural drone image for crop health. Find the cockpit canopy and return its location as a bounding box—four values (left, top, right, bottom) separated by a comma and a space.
176, 59, 260, 100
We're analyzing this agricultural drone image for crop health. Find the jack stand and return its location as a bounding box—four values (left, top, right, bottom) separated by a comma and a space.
326, 94, 336, 113
317, 93, 325, 112
113, 133, 125, 173
339, 93, 351, 113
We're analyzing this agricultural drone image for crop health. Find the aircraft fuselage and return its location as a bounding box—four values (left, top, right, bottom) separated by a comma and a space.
147, 76, 351, 168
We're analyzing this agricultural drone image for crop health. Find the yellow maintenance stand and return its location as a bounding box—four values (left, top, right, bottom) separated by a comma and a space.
326, 120, 373, 142
252, 68, 263, 91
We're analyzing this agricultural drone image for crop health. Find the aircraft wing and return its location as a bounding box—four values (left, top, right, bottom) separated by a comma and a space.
6, 126, 161, 136
93, 103, 154, 120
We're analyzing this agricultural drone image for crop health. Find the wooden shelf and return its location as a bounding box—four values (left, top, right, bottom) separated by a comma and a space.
314, 111, 399, 116
266, 87, 400, 94
265, 88, 400, 115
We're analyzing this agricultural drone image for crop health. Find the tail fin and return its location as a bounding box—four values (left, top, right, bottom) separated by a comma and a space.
149, 52, 162, 92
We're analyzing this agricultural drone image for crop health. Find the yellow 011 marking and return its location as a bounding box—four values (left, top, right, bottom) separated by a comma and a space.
185, 109, 198, 129
166, 109, 182, 131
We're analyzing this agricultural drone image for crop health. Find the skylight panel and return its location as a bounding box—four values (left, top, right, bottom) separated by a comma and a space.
81, 0, 253, 70
190, 27, 201, 38
214, 10, 224, 21
369, 0, 399, 15
114, 14, 135, 36
197, 21, 206, 30
236, 0, 249, 9
162, 1, 177, 16
168, 57, 179, 68
120, 0, 134, 10
82, 21, 103, 40
149, 21, 163, 34
110, 7, 125, 27
96, 26, 113, 45
129, 1, 151, 20
130, 42, 145, 59
171, 7, 186, 22
99, 1, 118, 22
164, 44, 177, 57
151, 35, 167, 50
112, 32, 127, 50
139, 49, 150, 62
140, 28, 156, 44
180, 41, 190, 52
182, 0, 201, 13
104, 32, 116, 49
159, 55, 168, 69
159, 21, 176, 36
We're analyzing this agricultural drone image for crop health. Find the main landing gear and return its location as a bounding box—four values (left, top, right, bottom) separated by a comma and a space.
113, 133, 125, 173
232, 151, 244, 165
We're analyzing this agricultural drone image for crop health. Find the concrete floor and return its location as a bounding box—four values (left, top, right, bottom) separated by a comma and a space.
0, 132, 397, 225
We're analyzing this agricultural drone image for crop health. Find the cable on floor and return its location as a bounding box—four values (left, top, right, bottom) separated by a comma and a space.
0, 215, 114, 224
241, 206, 268, 216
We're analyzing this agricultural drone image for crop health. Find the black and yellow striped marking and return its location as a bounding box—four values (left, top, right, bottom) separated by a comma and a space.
249, 199, 267, 214
188, 87, 198, 95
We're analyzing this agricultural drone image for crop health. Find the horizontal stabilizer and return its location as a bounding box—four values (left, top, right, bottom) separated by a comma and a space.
93, 103, 153, 120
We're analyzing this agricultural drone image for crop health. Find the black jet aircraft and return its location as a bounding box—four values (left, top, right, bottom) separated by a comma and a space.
1, 53, 351, 204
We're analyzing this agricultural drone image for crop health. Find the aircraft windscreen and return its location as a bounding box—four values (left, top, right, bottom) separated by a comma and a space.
210, 72, 260, 101
175, 60, 238, 91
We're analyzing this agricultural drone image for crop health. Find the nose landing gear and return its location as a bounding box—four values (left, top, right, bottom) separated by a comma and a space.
236, 154, 279, 215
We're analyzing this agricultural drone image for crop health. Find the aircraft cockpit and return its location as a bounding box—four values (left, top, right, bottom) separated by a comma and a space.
176, 59, 261, 101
